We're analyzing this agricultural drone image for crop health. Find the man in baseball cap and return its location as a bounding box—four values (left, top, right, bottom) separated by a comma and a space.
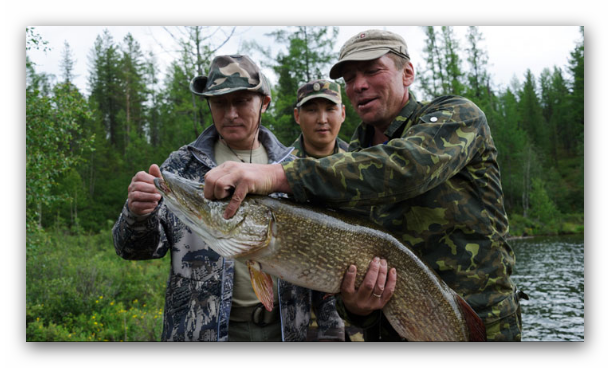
329, 29, 410, 79
291, 79, 349, 158
113, 54, 345, 342
203, 30, 522, 342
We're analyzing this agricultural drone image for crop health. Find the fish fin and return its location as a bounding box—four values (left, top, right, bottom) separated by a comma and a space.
323, 293, 337, 300
247, 260, 274, 312
456, 296, 487, 341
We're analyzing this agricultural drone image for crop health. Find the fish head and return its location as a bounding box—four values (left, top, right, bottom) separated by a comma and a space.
154, 171, 274, 259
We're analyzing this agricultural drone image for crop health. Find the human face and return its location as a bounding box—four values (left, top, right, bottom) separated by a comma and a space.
342, 54, 414, 130
208, 91, 270, 150
294, 98, 345, 156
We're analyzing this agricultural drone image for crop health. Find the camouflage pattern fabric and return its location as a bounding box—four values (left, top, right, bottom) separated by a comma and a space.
290, 133, 349, 159
190, 54, 271, 98
290, 133, 360, 341
282, 94, 522, 341
112, 125, 345, 342
296, 79, 342, 107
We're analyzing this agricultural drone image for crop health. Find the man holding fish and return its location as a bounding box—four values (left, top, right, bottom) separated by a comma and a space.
203, 29, 523, 341
112, 55, 345, 341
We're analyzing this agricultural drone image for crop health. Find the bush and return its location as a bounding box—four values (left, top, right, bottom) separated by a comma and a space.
26, 229, 169, 341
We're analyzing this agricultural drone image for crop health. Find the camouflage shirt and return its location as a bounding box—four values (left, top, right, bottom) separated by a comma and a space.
282, 95, 520, 340
112, 125, 345, 342
290, 133, 349, 158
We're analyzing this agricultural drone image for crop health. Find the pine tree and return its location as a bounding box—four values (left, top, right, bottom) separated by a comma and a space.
418, 26, 464, 98
254, 26, 339, 145
464, 26, 490, 100
88, 29, 123, 151
518, 70, 549, 155
60, 41, 76, 86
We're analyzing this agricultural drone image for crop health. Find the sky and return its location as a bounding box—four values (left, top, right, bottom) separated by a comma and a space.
27, 25, 582, 96
9, 0, 610, 366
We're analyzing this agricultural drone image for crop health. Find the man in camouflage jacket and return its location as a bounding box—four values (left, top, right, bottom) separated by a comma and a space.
203, 31, 522, 341
291, 79, 349, 159
112, 55, 344, 342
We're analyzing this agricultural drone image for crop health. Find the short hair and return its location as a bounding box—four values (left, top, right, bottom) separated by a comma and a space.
386, 52, 410, 71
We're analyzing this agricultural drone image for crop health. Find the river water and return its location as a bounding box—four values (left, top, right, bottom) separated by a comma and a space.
509, 234, 584, 341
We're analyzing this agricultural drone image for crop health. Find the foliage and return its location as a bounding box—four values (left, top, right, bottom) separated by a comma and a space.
247, 26, 340, 146
26, 81, 95, 231
26, 229, 168, 341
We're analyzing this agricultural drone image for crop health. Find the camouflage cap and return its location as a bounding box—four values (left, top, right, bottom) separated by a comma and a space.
296, 79, 342, 107
329, 29, 410, 79
190, 54, 271, 98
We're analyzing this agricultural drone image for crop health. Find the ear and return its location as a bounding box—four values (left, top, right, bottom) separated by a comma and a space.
261, 95, 272, 113
340, 104, 346, 123
294, 107, 301, 125
403, 62, 415, 88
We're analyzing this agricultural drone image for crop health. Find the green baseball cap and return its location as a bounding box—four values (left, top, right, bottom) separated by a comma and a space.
190, 54, 271, 97
296, 79, 342, 107
329, 29, 410, 79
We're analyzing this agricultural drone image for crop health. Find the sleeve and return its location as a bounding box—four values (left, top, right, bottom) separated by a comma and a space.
311, 291, 345, 341
112, 199, 170, 260
282, 97, 489, 208
335, 296, 381, 330
111, 147, 191, 260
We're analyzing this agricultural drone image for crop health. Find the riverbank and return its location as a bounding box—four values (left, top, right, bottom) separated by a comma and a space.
507, 212, 584, 238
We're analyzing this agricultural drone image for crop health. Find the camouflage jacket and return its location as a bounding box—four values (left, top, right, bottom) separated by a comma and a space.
290, 134, 349, 158
112, 125, 345, 342
282, 95, 519, 340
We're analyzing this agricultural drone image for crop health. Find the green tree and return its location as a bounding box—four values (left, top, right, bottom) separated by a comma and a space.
418, 26, 464, 99
88, 30, 124, 151
518, 70, 549, 156
26, 74, 94, 230
418, 26, 444, 99
119, 33, 148, 146
529, 177, 561, 233
464, 26, 490, 101
251, 26, 340, 145
495, 86, 529, 213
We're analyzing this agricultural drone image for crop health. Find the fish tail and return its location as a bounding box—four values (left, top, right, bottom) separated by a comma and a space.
456, 296, 487, 341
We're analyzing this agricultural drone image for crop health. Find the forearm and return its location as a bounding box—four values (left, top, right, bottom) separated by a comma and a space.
283, 120, 484, 207
112, 200, 168, 260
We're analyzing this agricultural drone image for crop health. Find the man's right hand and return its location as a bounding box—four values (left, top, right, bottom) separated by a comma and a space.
127, 164, 162, 216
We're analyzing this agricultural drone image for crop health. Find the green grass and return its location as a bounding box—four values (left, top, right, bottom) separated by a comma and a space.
26, 228, 169, 341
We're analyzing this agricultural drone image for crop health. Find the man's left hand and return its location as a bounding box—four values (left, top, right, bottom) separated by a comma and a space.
340, 257, 397, 316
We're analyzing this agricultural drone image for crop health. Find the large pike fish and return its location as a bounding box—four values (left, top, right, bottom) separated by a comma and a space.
154, 171, 486, 341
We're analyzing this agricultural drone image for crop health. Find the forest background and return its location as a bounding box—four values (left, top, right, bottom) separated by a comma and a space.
25, 25, 584, 342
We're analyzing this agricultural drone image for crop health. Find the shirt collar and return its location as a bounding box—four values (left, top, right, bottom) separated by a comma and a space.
383, 96, 419, 139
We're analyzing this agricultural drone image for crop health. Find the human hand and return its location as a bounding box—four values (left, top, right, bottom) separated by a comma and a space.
203, 161, 291, 218
340, 257, 397, 316
127, 164, 162, 216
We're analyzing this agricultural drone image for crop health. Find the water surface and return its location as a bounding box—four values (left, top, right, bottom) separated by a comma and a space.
510, 234, 584, 341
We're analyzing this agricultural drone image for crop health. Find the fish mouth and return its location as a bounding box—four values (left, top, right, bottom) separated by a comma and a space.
154, 177, 171, 195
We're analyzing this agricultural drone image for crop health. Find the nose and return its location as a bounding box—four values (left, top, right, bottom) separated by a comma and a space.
352, 73, 368, 93
318, 110, 328, 124
226, 104, 239, 120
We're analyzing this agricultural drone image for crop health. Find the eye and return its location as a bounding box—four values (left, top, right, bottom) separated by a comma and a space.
343, 73, 355, 83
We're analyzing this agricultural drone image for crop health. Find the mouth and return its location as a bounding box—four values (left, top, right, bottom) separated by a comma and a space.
154, 177, 171, 195
357, 97, 377, 110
